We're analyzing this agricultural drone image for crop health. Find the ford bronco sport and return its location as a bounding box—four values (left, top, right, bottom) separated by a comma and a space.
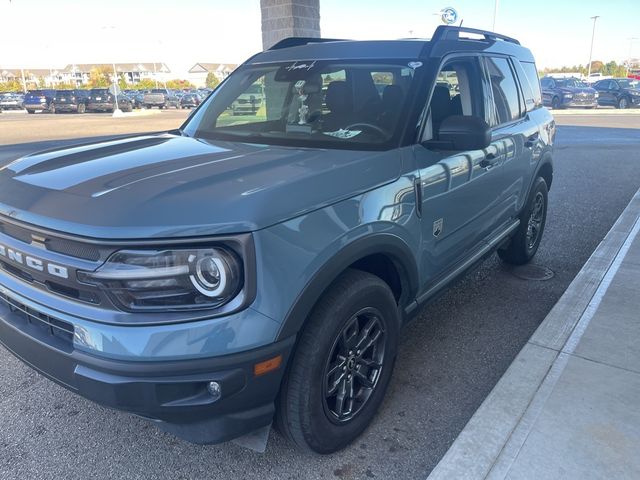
0, 26, 554, 453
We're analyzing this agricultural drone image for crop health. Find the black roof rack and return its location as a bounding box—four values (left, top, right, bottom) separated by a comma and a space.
268, 37, 347, 50
431, 26, 520, 45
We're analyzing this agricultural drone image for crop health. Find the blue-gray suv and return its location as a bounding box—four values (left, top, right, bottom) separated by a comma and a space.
0, 26, 554, 453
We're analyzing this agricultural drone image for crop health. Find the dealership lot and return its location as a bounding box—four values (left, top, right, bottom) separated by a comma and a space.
1, 112, 640, 479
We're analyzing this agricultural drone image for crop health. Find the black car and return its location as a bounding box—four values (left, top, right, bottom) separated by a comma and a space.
22, 89, 56, 114
52, 89, 90, 114
87, 88, 133, 113
593, 78, 640, 109
540, 77, 598, 109
179, 93, 202, 109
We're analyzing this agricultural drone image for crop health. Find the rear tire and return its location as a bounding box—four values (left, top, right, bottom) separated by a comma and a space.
617, 97, 630, 109
498, 177, 548, 265
276, 269, 400, 454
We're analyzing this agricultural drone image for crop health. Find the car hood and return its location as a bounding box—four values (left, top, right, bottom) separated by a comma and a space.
0, 134, 400, 239
559, 87, 596, 94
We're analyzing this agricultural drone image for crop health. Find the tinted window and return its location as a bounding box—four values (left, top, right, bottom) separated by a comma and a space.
519, 62, 542, 107
486, 57, 521, 125
540, 77, 553, 89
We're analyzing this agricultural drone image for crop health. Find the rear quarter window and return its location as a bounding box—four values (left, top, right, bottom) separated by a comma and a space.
514, 60, 543, 109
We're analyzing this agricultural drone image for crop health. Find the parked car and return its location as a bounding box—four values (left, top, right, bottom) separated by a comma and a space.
143, 88, 180, 109
593, 78, 640, 109
0, 26, 554, 453
540, 76, 598, 109
22, 89, 56, 114
179, 93, 202, 109
128, 91, 146, 109
87, 88, 133, 113
0, 92, 24, 111
231, 83, 264, 115
52, 89, 90, 114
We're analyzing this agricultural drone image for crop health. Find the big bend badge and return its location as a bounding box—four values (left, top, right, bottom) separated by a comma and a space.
433, 218, 443, 238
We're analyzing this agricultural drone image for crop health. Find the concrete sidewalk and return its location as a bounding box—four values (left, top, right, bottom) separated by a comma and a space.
429, 187, 640, 480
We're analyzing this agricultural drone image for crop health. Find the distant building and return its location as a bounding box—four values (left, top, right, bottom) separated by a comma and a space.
60, 63, 171, 85
1, 63, 170, 87
188, 63, 237, 87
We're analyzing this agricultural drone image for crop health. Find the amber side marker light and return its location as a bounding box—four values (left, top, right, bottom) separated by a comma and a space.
254, 355, 282, 377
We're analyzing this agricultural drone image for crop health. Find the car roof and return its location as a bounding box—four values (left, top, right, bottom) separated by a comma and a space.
248, 26, 535, 65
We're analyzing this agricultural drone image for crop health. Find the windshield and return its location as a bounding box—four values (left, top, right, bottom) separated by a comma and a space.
183, 60, 419, 149
617, 79, 637, 89
554, 78, 587, 88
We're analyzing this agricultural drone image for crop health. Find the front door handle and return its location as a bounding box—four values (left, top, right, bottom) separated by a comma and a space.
480, 153, 497, 169
525, 132, 539, 148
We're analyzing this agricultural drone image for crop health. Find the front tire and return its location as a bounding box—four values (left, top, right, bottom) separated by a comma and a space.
276, 269, 399, 454
617, 97, 630, 109
551, 96, 560, 109
498, 177, 548, 265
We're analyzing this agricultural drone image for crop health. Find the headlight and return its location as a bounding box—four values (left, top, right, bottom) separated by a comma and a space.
563, 93, 573, 98
78, 248, 243, 312
594, 92, 599, 98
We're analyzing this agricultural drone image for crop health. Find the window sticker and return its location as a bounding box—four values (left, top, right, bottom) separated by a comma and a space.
285, 61, 317, 72
323, 129, 363, 139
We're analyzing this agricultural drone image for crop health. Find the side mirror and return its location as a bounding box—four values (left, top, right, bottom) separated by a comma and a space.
425, 115, 491, 151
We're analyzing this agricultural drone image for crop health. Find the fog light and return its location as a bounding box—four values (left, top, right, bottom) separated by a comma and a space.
207, 381, 222, 400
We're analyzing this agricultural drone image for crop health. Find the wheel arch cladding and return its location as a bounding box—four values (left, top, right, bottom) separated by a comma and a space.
537, 159, 553, 191
276, 234, 419, 341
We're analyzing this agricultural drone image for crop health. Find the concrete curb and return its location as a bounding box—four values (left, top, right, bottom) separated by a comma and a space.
551, 108, 640, 115
427, 185, 640, 480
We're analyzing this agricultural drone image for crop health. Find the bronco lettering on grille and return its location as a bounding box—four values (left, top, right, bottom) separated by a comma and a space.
0, 244, 69, 279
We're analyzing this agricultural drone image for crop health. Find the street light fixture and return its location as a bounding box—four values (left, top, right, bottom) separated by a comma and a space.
586, 15, 600, 79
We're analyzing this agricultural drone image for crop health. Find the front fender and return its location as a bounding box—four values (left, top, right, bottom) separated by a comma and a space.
275, 232, 419, 341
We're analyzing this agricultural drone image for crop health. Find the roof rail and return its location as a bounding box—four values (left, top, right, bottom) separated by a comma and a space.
431, 26, 520, 45
268, 37, 347, 50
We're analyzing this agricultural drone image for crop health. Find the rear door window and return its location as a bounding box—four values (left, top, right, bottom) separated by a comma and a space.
485, 57, 522, 125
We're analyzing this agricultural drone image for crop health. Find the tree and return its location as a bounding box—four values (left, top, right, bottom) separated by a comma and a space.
118, 74, 129, 90
205, 72, 220, 89
88, 66, 111, 88
133, 78, 156, 90
166, 79, 195, 90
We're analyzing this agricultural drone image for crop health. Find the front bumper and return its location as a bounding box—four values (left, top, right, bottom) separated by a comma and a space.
561, 97, 598, 108
0, 285, 294, 444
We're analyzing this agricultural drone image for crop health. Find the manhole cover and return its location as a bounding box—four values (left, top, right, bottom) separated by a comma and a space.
508, 264, 555, 281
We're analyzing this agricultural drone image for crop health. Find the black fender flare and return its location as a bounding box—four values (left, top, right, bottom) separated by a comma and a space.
275, 233, 419, 341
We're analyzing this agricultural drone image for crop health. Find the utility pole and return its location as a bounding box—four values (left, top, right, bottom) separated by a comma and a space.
627, 37, 638, 76
492, 0, 499, 31
587, 15, 600, 79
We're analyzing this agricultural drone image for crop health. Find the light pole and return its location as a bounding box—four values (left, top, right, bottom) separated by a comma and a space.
587, 15, 600, 79
492, 0, 499, 31
112, 62, 122, 115
627, 37, 638, 76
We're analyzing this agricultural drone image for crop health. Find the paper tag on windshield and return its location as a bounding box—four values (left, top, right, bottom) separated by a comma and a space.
323, 129, 362, 139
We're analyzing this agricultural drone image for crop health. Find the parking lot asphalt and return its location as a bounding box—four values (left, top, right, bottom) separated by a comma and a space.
1, 113, 640, 480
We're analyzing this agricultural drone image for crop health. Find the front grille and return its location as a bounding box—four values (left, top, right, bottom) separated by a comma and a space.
0, 291, 74, 346
0, 220, 101, 261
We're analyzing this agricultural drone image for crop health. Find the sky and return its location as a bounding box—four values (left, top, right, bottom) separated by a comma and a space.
1, 0, 639, 79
